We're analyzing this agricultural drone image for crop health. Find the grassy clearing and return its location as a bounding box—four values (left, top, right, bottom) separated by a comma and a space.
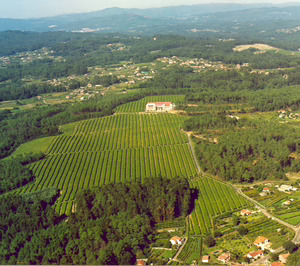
12, 136, 55, 157
233, 44, 278, 52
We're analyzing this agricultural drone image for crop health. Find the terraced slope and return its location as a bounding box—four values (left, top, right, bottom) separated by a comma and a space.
187, 177, 251, 236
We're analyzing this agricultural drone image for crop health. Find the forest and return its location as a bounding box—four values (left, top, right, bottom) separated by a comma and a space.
183, 114, 300, 182
0, 177, 194, 264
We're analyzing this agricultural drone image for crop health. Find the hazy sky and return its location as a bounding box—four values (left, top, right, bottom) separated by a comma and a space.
1, 0, 299, 19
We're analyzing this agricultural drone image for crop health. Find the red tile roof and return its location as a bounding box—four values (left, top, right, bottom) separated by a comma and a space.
254, 236, 269, 245
152, 102, 172, 107
248, 250, 263, 258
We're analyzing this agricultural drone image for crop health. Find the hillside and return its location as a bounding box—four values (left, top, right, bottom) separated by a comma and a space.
1, 3, 300, 36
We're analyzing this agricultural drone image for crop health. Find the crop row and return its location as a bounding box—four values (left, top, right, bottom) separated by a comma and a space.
48, 114, 188, 154
18, 144, 198, 215
115, 95, 185, 113
188, 177, 250, 236
177, 238, 202, 262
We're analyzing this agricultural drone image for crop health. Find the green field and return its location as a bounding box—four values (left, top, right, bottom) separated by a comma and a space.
115, 95, 185, 113
187, 177, 250, 236
15, 113, 198, 215
177, 237, 202, 264
11, 136, 55, 157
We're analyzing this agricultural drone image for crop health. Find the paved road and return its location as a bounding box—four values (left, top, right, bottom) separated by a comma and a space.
253, 247, 285, 265
186, 132, 300, 245
235, 187, 300, 245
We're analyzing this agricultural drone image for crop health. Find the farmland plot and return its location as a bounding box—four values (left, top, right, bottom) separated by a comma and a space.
187, 177, 250, 236
17, 113, 198, 215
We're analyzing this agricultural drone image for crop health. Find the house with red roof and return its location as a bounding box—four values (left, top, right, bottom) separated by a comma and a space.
253, 236, 271, 250
241, 209, 252, 216
202, 255, 210, 263
218, 253, 231, 264
279, 253, 290, 263
170, 236, 183, 245
246, 250, 264, 260
145, 102, 174, 112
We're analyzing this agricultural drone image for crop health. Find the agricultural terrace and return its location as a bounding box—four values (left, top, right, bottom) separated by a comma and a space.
177, 237, 202, 264
15, 112, 198, 215
187, 177, 251, 236
115, 95, 185, 113
243, 186, 300, 226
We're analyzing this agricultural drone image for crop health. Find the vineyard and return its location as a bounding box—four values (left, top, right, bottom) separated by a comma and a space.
115, 95, 185, 113
177, 237, 202, 264
187, 177, 250, 236
15, 113, 198, 215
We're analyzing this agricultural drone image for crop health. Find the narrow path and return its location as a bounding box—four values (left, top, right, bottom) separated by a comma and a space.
171, 237, 188, 263
151, 247, 173, 251
186, 133, 202, 175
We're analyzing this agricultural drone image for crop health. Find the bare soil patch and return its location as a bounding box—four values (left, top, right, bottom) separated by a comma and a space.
233, 44, 279, 52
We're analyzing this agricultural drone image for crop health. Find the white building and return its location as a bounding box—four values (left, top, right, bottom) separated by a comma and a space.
253, 236, 271, 250
279, 185, 293, 192
145, 102, 174, 112
170, 236, 183, 245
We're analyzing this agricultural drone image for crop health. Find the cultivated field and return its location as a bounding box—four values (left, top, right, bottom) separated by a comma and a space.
115, 95, 185, 113
15, 112, 198, 215
187, 177, 251, 236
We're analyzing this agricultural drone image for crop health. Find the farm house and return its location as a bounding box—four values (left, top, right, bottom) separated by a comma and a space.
145, 102, 174, 112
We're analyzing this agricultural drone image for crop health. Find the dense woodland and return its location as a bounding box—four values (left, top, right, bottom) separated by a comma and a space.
183, 114, 300, 182
0, 178, 194, 264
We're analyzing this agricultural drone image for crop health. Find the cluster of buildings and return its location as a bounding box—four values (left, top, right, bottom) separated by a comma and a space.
155, 56, 235, 71
278, 110, 300, 119
0, 47, 58, 66
259, 184, 298, 197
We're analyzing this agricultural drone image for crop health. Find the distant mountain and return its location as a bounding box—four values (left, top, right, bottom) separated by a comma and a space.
0, 3, 300, 34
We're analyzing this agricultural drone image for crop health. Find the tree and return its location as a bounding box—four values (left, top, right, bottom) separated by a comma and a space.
283, 241, 297, 253
204, 235, 216, 247
271, 253, 279, 261
237, 226, 249, 236
287, 250, 300, 266
214, 230, 223, 238
232, 215, 240, 226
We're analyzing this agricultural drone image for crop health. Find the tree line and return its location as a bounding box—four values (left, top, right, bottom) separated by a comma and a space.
0, 177, 195, 264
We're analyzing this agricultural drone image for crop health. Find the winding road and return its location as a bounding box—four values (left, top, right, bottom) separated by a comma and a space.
186, 131, 300, 245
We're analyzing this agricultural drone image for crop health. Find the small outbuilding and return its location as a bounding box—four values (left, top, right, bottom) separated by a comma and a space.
218, 253, 230, 264
202, 255, 210, 263
247, 250, 264, 260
